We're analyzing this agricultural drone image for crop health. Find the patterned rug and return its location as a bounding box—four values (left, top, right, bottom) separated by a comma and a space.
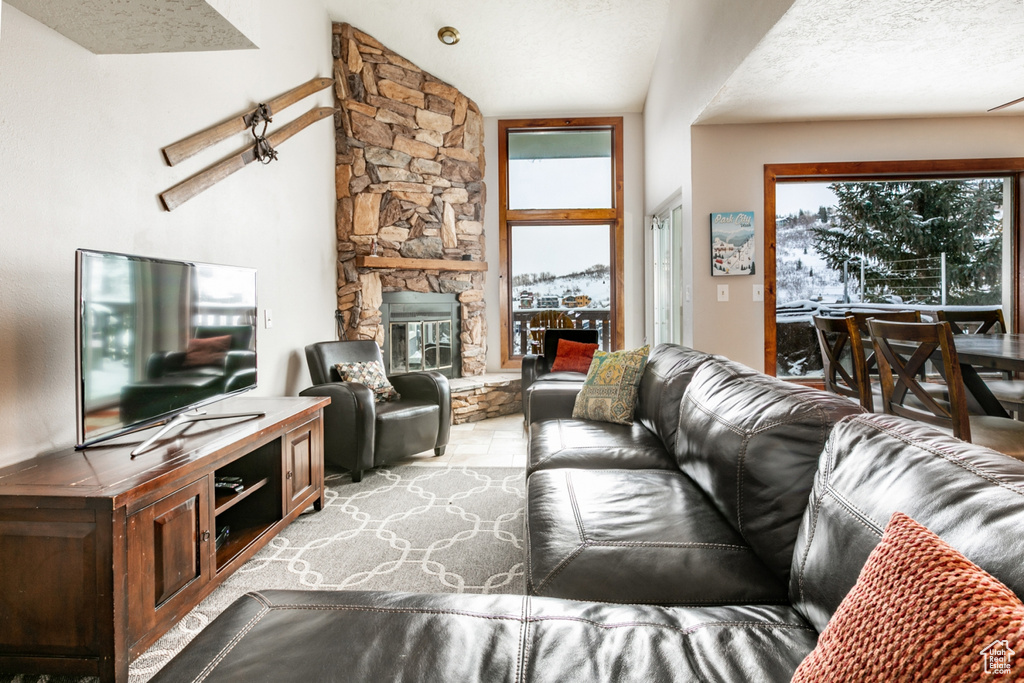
2, 466, 526, 683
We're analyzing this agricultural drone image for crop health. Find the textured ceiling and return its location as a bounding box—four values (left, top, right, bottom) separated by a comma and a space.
10, 0, 1019, 123
698, 0, 1024, 124
4, 0, 257, 54
323, 0, 671, 118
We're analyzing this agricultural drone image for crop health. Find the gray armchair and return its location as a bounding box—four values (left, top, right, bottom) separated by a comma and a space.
300, 340, 451, 482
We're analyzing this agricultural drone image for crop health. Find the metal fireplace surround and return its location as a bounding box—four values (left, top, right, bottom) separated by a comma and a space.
380, 292, 461, 379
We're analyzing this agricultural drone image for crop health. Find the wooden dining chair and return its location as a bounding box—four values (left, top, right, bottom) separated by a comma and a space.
812, 315, 872, 411
937, 308, 1024, 416
527, 311, 575, 354
868, 319, 1024, 460
936, 308, 1007, 335
811, 310, 921, 412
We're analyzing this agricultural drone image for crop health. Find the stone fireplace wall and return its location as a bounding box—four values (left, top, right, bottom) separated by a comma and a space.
331, 23, 487, 376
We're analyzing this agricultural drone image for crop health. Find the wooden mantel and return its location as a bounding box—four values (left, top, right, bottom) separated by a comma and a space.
356, 256, 488, 272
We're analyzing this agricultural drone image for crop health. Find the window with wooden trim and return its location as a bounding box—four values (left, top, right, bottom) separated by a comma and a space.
764, 159, 1024, 378
498, 117, 625, 367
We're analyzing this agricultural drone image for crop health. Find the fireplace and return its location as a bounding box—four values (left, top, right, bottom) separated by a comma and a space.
380, 292, 461, 379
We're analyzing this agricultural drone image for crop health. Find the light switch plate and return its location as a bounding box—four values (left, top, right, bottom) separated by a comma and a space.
717, 284, 729, 302
264, 308, 273, 329
753, 285, 764, 302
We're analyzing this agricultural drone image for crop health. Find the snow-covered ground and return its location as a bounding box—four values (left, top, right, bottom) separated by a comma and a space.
775, 214, 847, 305
513, 272, 610, 310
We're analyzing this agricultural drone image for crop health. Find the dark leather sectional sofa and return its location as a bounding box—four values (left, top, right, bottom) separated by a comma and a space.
152, 344, 1024, 682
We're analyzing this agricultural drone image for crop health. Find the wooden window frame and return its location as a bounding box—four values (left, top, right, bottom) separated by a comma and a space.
764, 158, 1024, 377
498, 117, 625, 368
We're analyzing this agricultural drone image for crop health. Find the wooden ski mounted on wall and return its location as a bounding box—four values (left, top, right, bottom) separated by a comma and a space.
162, 77, 333, 166
160, 106, 335, 211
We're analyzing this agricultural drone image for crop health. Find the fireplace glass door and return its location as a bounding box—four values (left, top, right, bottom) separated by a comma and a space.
389, 320, 453, 374
380, 292, 461, 378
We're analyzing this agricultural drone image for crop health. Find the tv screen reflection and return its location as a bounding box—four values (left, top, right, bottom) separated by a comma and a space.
77, 251, 257, 446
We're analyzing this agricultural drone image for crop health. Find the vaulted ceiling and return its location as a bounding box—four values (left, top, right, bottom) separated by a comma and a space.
8, 0, 1024, 123
321, 0, 670, 118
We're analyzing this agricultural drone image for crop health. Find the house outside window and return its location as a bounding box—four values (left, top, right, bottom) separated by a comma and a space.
498, 118, 624, 367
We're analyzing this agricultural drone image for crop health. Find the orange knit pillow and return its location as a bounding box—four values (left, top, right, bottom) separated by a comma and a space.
792, 512, 1024, 682
550, 338, 599, 373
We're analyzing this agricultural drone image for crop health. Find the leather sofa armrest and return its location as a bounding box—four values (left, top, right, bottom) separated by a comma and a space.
521, 354, 550, 408
300, 381, 376, 473
389, 371, 451, 449
527, 382, 583, 423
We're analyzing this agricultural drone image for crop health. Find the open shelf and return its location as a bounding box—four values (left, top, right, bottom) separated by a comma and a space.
212, 437, 283, 571
214, 476, 269, 515
215, 518, 276, 570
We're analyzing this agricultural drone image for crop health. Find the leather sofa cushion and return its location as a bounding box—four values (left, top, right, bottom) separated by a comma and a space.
790, 413, 1024, 633
151, 590, 817, 683
528, 419, 676, 474
536, 370, 588, 382
675, 359, 865, 585
525, 381, 585, 424
374, 399, 439, 463
634, 344, 717, 453
526, 469, 787, 605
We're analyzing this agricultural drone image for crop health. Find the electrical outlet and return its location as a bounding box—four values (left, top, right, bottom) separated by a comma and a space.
264, 308, 273, 329
753, 285, 764, 302
717, 284, 729, 302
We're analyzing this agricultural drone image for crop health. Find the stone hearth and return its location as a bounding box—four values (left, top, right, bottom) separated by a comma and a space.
449, 373, 522, 424
332, 23, 487, 377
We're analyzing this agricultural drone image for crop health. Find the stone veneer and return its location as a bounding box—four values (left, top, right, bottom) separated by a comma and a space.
331, 23, 487, 376
449, 374, 522, 424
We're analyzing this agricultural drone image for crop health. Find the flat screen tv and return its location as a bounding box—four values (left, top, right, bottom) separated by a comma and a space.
75, 249, 259, 452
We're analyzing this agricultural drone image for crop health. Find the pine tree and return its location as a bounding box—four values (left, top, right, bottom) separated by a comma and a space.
810, 180, 1002, 304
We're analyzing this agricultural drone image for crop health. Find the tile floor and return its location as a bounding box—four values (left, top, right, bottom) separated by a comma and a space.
392, 413, 529, 468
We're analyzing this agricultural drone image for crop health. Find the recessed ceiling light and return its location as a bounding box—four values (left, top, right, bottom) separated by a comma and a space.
437, 27, 460, 46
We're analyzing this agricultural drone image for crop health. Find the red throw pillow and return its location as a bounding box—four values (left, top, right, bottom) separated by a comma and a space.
550, 338, 599, 373
791, 512, 1024, 682
182, 335, 232, 368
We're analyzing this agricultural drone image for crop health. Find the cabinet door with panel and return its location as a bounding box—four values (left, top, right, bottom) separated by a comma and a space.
126, 477, 212, 648
283, 419, 322, 514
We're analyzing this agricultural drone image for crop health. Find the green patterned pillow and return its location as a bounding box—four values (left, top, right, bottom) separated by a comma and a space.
572, 345, 650, 424
334, 360, 399, 403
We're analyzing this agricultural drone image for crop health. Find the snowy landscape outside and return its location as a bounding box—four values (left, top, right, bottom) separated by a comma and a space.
506, 137, 614, 356
510, 223, 611, 355
775, 180, 1005, 377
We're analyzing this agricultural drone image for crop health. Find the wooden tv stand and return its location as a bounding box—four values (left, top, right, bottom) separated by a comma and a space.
0, 396, 329, 683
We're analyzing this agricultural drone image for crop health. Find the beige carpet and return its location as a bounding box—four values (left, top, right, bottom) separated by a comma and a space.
2, 466, 526, 683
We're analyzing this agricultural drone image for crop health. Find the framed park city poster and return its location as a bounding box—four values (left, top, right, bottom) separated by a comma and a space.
710, 211, 755, 276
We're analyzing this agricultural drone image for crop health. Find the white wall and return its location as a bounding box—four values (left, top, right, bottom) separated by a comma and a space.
0, 1, 337, 467
643, 0, 795, 348
690, 117, 1024, 370
482, 112, 646, 371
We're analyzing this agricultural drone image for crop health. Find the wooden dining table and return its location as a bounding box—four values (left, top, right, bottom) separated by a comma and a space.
869, 333, 1024, 418
947, 333, 1024, 418
952, 333, 1024, 373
